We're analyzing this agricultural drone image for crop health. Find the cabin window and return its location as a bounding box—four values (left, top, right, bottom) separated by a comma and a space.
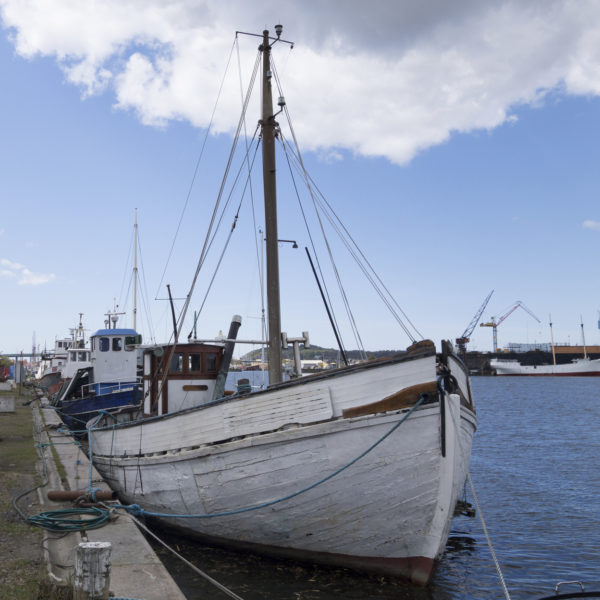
188, 354, 202, 372
206, 353, 217, 373
57, 342, 63, 349
170, 353, 183, 372
99, 337, 110, 352
124, 334, 140, 351
78, 351, 87, 362
112, 337, 123, 352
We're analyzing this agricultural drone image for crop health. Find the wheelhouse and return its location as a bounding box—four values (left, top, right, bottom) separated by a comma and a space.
143, 343, 224, 416
89, 328, 142, 392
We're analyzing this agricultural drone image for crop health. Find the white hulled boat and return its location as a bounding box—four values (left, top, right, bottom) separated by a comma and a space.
491, 357, 600, 376
61, 314, 91, 381
37, 336, 73, 394
88, 27, 477, 585
491, 316, 600, 376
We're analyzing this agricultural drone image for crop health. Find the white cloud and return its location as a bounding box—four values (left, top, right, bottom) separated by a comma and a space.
582, 219, 600, 231
1, 258, 24, 269
0, 257, 55, 285
2, 1, 600, 164
18, 268, 56, 285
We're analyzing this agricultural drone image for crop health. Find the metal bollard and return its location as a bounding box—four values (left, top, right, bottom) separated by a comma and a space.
73, 541, 112, 599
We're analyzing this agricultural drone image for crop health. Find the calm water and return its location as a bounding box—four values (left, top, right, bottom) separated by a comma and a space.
147, 376, 600, 599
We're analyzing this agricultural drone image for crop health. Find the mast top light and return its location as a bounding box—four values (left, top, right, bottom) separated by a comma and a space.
275, 24, 283, 37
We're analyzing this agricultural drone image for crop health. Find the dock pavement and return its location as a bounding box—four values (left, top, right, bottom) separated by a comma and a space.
33, 396, 187, 600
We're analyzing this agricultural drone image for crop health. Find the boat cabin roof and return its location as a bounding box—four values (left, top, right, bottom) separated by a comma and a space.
91, 328, 138, 338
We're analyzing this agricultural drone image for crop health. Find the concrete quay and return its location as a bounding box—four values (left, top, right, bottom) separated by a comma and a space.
34, 397, 186, 600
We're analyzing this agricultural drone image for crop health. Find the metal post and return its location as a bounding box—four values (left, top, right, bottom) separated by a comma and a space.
213, 315, 242, 400
305, 247, 348, 366
18, 351, 22, 396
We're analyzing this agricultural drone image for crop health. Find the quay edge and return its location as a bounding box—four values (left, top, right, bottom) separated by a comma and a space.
31, 395, 187, 600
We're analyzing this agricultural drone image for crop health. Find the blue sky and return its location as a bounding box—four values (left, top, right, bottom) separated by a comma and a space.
1, 1, 600, 357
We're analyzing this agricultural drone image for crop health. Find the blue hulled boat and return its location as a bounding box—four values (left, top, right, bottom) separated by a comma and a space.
53, 323, 142, 432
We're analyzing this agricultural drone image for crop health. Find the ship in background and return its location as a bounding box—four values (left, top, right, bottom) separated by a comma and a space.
490, 355, 600, 376
490, 316, 600, 376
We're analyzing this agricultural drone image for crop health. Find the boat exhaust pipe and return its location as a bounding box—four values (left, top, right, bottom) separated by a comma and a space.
213, 315, 242, 400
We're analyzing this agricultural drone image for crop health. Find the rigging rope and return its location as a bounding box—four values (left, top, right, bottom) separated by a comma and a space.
149, 50, 262, 412
309, 163, 423, 340
117, 227, 134, 313
173, 50, 261, 342
136, 229, 156, 343
270, 57, 422, 343
279, 134, 349, 356
280, 129, 421, 343
270, 62, 366, 357
236, 35, 263, 315
187, 130, 261, 338
155, 36, 239, 299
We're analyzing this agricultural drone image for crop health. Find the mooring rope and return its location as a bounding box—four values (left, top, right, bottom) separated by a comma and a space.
443, 394, 512, 600
12, 401, 109, 534
467, 472, 512, 600
117, 507, 246, 600
20, 401, 244, 599
27, 507, 111, 532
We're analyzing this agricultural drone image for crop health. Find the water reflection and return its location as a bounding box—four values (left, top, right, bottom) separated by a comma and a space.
146, 528, 435, 599
144, 377, 600, 600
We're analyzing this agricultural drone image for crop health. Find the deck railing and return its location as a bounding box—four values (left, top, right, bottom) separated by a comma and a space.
80, 376, 142, 398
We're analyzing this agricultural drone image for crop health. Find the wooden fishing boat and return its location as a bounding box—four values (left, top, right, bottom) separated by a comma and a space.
88, 26, 477, 584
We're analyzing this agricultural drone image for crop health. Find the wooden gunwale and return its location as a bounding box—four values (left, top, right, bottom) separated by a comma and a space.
93, 349, 437, 433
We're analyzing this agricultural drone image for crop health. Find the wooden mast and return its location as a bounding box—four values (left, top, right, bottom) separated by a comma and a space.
133, 208, 138, 331
549, 314, 556, 365
580, 315, 587, 358
261, 29, 282, 385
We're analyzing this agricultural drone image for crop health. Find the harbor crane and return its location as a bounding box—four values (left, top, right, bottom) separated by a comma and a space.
455, 290, 494, 355
480, 300, 541, 352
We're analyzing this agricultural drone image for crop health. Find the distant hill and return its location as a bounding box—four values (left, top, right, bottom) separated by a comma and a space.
240, 345, 402, 362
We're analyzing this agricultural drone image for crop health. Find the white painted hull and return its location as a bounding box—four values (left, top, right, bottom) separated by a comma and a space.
491, 357, 600, 376
90, 350, 476, 584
